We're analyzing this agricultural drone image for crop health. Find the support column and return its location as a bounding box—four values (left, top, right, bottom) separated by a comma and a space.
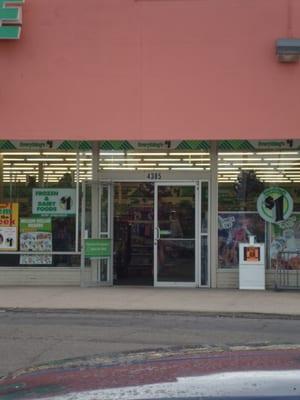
91, 141, 99, 238
38, 162, 44, 186
0, 154, 3, 201
91, 142, 100, 283
210, 141, 218, 288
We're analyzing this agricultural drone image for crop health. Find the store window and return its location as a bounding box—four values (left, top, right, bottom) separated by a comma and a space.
0, 145, 92, 267
218, 142, 300, 269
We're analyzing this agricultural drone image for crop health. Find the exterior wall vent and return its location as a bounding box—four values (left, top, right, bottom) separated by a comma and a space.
276, 38, 300, 63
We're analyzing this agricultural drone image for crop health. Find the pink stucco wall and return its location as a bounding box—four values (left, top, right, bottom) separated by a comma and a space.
0, 0, 300, 140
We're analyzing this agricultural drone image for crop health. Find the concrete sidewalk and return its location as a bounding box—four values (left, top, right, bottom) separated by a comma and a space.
0, 286, 300, 317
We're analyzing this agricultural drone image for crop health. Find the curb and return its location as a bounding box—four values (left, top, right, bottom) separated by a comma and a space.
1, 307, 300, 320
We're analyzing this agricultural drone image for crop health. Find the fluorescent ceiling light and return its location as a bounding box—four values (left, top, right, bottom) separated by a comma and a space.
4, 167, 35, 170
218, 167, 239, 170
171, 167, 204, 170
232, 163, 269, 166
44, 167, 69, 170
42, 152, 76, 155
102, 167, 136, 170
27, 158, 65, 162
257, 151, 299, 155
100, 152, 125, 156
124, 163, 157, 166
270, 162, 300, 166
49, 163, 76, 166
264, 158, 300, 161
252, 168, 274, 171
219, 152, 254, 155
1, 152, 41, 155
257, 175, 284, 178
99, 163, 120, 167
128, 152, 167, 156
277, 167, 300, 170
159, 163, 193, 166
240, 167, 270, 170
169, 152, 209, 156
222, 158, 262, 161
4, 163, 38, 166
137, 167, 158, 170
136, 167, 170, 170
4, 158, 25, 161
195, 163, 211, 166
146, 158, 181, 162
182, 158, 210, 161
101, 158, 142, 162
256, 172, 283, 175
262, 180, 290, 182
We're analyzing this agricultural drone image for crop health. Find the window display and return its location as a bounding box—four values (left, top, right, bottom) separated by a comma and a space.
218, 145, 300, 270
218, 212, 265, 268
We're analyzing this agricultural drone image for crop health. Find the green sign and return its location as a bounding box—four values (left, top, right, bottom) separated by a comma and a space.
32, 188, 76, 216
85, 239, 111, 258
0, 0, 24, 40
257, 187, 294, 224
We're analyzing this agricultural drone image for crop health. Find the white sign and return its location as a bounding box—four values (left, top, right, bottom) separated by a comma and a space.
0, 227, 17, 250
32, 188, 76, 216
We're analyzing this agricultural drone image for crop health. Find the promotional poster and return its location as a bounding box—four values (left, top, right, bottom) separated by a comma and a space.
270, 213, 300, 269
20, 218, 52, 265
0, 203, 19, 251
218, 212, 266, 268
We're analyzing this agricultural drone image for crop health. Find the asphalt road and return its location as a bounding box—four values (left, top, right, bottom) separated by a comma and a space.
1, 310, 300, 377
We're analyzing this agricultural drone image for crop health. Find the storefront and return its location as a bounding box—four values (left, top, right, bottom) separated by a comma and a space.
0, 140, 299, 288
1, 1, 300, 287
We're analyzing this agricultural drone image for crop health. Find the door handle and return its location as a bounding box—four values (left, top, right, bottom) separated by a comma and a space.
155, 227, 161, 240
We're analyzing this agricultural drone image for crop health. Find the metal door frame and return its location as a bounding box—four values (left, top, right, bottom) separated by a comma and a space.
81, 174, 211, 288
154, 181, 199, 287
80, 180, 114, 287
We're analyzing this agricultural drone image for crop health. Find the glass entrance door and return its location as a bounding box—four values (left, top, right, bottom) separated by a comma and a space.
154, 183, 197, 286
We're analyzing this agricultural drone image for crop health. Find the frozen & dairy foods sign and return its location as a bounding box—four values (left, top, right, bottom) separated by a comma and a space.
32, 189, 76, 216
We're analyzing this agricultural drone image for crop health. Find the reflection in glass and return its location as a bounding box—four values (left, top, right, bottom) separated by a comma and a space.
114, 182, 154, 285
157, 240, 195, 282
100, 186, 108, 234
98, 259, 108, 282
201, 236, 208, 285
158, 186, 195, 239
201, 182, 208, 233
